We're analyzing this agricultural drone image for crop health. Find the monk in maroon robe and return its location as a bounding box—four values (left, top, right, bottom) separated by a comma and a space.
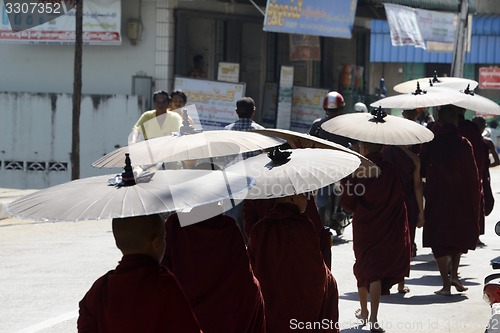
162, 208, 266, 333
78, 214, 202, 333
420, 104, 480, 295
341, 142, 410, 332
457, 109, 486, 239
243, 195, 332, 269
247, 194, 339, 333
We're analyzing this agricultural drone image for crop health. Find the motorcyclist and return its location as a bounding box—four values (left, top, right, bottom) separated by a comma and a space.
309, 91, 356, 236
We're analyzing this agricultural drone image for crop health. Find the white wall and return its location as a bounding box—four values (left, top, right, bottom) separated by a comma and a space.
0, 92, 142, 189
0, 0, 157, 95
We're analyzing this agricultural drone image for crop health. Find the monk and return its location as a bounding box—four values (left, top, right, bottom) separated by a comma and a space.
78, 214, 202, 333
243, 195, 333, 269
162, 203, 266, 333
341, 142, 411, 332
247, 193, 339, 333
420, 104, 480, 295
456, 107, 487, 244
382, 144, 425, 293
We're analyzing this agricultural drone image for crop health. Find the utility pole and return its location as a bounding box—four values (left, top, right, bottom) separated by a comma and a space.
451, 0, 469, 77
71, 0, 83, 180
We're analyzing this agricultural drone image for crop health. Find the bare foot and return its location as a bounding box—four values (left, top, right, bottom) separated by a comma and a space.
451, 279, 468, 292
434, 288, 451, 296
355, 309, 368, 326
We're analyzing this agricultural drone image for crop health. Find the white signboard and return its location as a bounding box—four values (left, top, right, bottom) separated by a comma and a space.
174, 77, 246, 130
0, 0, 121, 45
290, 86, 329, 133
217, 62, 240, 83
276, 66, 294, 129
384, 3, 425, 49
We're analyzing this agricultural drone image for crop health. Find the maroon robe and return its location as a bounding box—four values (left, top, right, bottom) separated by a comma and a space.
420, 122, 480, 255
381, 146, 419, 255
78, 254, 202, 333
243, 196, 332, 269
341, 152, 411, 295
458, 118, 486, 234
163, 214, 266, 333
247, 203, 339, 333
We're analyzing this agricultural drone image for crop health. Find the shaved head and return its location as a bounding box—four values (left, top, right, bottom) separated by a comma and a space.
112, 214, 165, 254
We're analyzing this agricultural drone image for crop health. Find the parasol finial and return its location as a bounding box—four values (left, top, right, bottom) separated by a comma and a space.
179, 109, 202, 135
463, 84, 475, 96
267, 147, 292, 165
413, 82, 427, 96
370, 106, 387, 123
431, 70, 442, 84
120, 153, 136, 186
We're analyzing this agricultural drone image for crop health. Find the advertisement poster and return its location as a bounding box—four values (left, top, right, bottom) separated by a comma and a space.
384, 3, 425, 49
174, 77, 246, 130
275, 66, 294, 130
289, 34, 320, 61
290, 86, 328, 133
0, 0, 121, 45
217, 62, 240, 83
264, 0, 357, 39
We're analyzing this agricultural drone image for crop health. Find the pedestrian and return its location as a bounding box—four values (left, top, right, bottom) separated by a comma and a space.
162, 199, 266, 333
420, 104, 480, 295
77, 214, 202, 333
247, 193, 339, 332
341, 141, 411, 332
188, 54, 207, 79
130, 90, 183, 143
224, 96, 265, 235
170, 89, 194, 126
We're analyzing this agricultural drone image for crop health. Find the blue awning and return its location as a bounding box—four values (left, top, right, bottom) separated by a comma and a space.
370, 15, 500, 64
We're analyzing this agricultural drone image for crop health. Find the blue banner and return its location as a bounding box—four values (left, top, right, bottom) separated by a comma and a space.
264, 0, 358, 39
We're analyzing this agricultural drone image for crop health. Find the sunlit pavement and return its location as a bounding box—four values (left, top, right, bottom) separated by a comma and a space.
1, 168, 500, 332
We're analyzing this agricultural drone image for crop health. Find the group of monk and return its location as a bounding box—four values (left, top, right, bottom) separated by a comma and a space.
76, 88, 492, 333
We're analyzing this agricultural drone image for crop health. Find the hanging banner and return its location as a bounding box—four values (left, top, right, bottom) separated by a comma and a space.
289, 34, 320, 61
0, 0, 121, 45
275, 66, 294, 129
290, 86, 328, 133
384, 3, 425, 49
264, 0, 358, 39
174, 77, 246, 130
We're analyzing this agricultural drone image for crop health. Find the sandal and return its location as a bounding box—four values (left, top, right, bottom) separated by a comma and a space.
398, 286, 410, 294
355, 309, 368, 326
451, 279, 468, 292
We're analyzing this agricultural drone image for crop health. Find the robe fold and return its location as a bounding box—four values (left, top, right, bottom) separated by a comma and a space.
163, 214, 266, 333
420, 122, 480, 254
243, 197, 332, 269
341, 152, 410, 295
247, 203, 339, 333
78, 254, 202, 333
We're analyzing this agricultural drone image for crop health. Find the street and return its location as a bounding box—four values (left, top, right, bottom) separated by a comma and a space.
1, 168, 500, 332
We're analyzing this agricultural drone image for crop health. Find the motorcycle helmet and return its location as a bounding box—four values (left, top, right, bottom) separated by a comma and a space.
354, 102, 368, 113
484, 274, 500, 306
323, 91, 345, 110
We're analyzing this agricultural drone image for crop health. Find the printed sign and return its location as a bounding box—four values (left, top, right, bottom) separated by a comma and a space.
290, 86, 328, 133
384, 3, 425, 49
0, 0, 121, 45
217, 62, 240, 83
264, 0, 357, 39
480, 67, 500, 90
174, 77, 246, 130
275, 66, 294, 129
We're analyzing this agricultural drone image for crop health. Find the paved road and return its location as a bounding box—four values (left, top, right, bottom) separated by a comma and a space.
1, 169, 500, 332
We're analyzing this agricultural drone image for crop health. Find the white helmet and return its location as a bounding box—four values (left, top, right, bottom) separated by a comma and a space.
323, 91, 345, 110
354, 102, 368, 113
